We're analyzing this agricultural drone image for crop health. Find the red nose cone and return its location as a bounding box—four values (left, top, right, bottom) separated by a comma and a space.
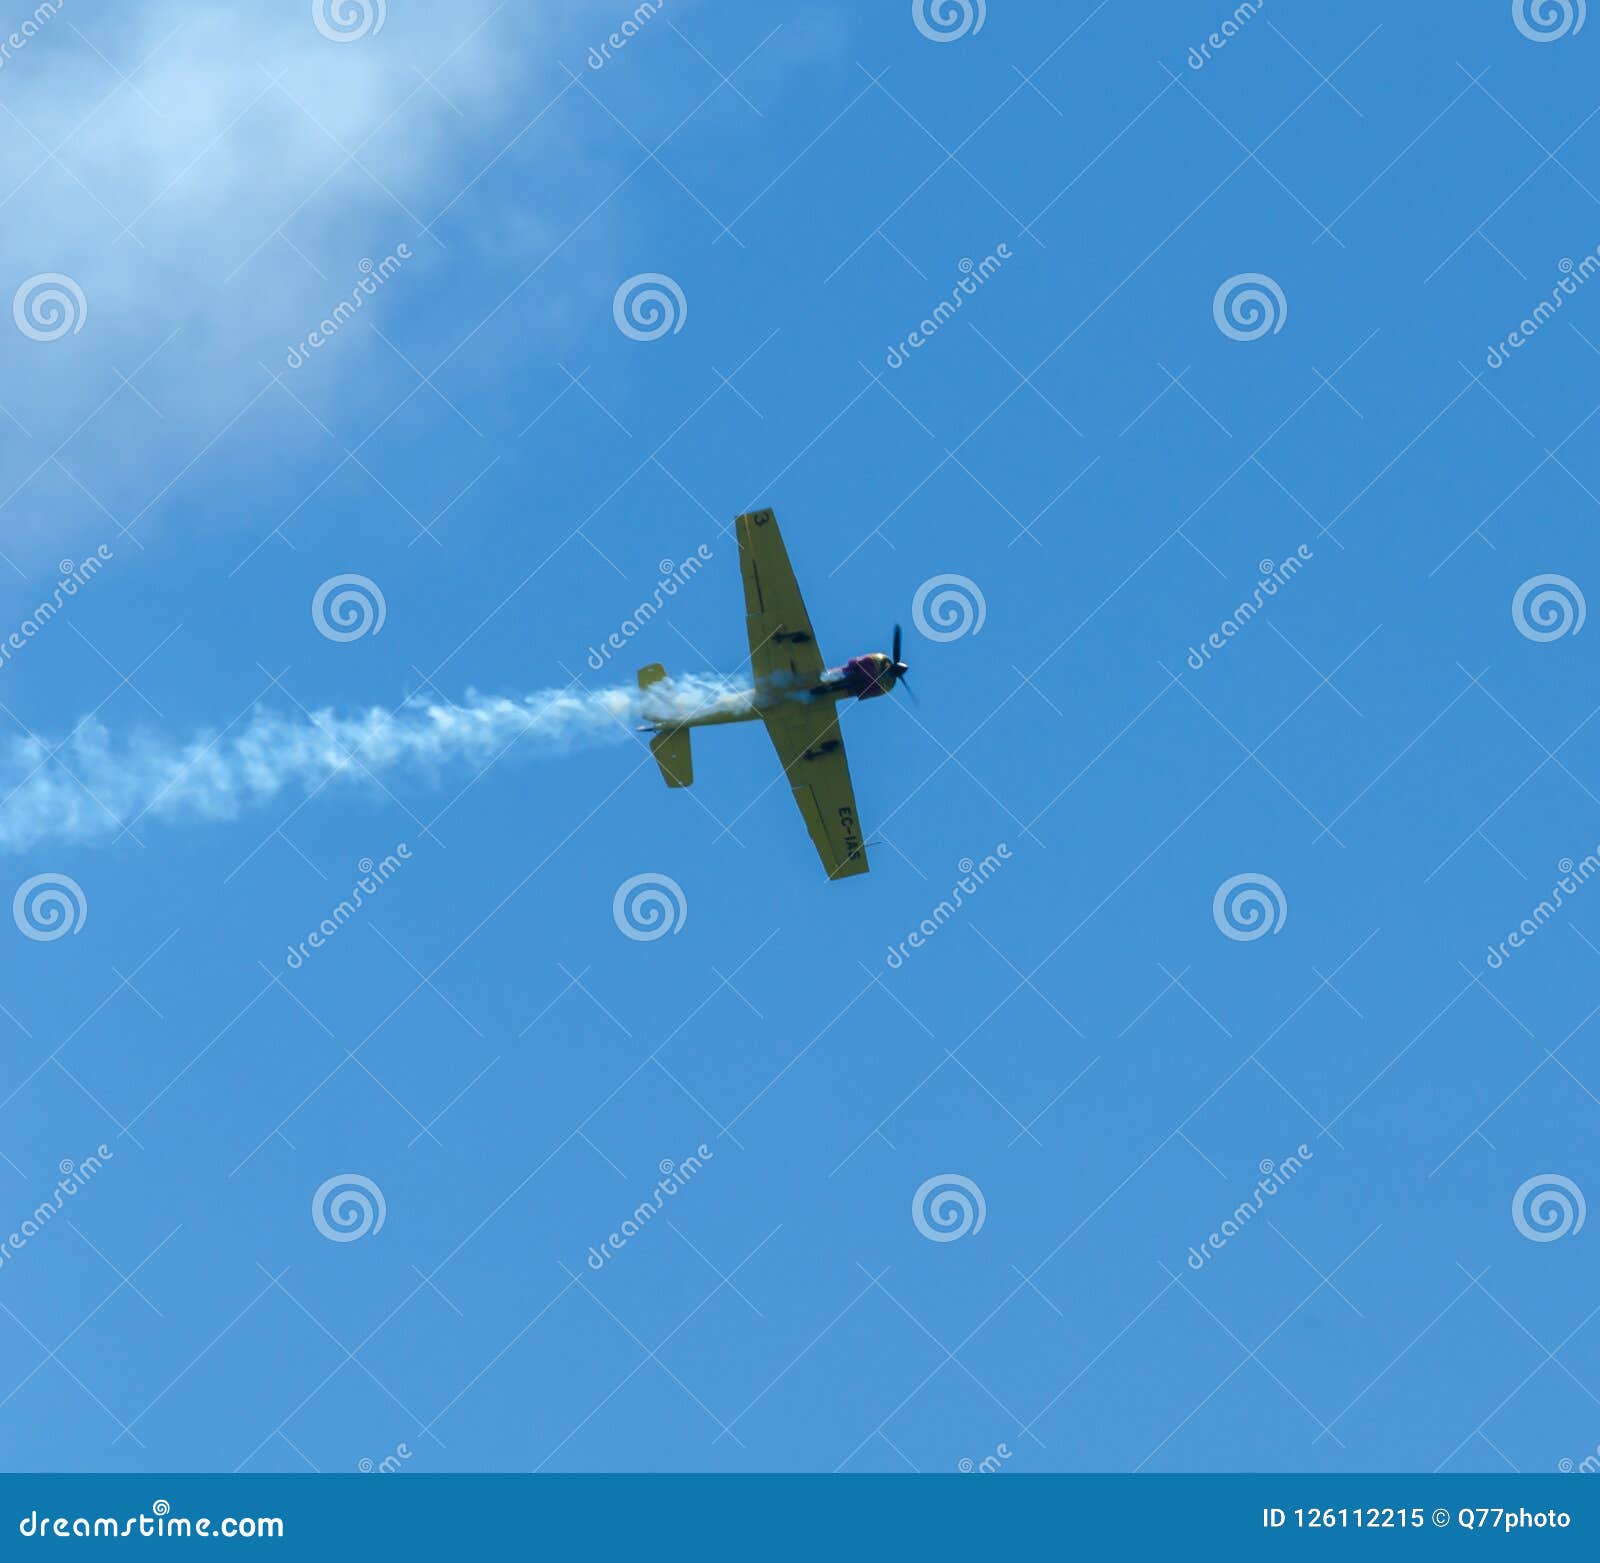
844, 654, 894, 699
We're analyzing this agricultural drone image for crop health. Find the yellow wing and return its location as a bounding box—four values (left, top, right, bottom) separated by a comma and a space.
761, 700, 869, 880
737, 508, 825, 692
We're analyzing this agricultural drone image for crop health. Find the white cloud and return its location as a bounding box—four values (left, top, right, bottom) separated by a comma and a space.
0, 0, 568, 571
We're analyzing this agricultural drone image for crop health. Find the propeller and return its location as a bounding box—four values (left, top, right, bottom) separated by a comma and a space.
890, 623, 917, 703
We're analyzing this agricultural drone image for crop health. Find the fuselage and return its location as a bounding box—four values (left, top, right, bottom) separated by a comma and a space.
648, 652, 898, 732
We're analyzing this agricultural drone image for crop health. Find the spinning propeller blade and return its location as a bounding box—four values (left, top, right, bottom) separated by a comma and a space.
889, 622, 913, 700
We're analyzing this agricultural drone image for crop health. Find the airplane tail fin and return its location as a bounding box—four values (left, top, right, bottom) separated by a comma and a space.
637, 663, 693, 789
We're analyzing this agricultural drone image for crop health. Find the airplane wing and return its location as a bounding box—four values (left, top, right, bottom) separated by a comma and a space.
761, 700, 870, 880
737, 508, 825, 692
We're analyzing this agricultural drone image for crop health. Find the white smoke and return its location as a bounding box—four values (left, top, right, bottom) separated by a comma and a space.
0, 676, 753, 851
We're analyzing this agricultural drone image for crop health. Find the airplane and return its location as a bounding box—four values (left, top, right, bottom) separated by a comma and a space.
636, 507, 911, 881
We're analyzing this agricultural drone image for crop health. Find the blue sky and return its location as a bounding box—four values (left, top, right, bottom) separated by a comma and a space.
1, 0, 1598, 1476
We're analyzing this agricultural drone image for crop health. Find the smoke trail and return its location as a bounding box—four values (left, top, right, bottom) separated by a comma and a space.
0, 675, 754, 852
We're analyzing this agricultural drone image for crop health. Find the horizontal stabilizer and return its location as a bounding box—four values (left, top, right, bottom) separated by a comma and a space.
638, 664, 692, 787
650, 727, 692, 788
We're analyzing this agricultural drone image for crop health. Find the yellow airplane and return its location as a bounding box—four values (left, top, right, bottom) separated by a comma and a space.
637, 507, 911, 881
